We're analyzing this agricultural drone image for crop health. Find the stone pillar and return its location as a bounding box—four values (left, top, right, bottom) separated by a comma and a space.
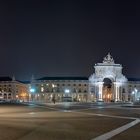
98, 82, 103, 101
114, 82, 120, 102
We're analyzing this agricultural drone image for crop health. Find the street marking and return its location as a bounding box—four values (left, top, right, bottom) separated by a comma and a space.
28, 112, 35, 115
27, 103, 61, 111
73, 111, 137, 120
115, 106, 140, 110
72, 111, 140, 140
93, 119, 140, 140
35, 105, 61, 111
24, 103, 140, 139
72, 106, 119, 111
62, 110, 71, 112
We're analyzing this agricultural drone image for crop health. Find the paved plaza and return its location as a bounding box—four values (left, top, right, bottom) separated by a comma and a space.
0, 102, 139, 140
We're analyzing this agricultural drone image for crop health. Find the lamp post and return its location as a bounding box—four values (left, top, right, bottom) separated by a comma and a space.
30, 88, 35, 102
132, 91, 135, 102
132, 88, 138, 102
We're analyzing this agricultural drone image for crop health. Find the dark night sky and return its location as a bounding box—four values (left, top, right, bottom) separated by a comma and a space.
0, 0, 140, 80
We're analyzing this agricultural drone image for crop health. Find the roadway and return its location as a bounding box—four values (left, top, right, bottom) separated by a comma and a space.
0, 102, 139, 140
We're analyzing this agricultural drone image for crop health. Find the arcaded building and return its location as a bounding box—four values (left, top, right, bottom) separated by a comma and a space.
29, 77, 89, 102
0, 77, 29, 102
28, 53, 140, 103
1, 54, 140, 103
127, 78, 140, 102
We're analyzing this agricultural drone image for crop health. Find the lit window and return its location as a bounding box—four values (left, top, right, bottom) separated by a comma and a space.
41, 87, 44, 92
30, 88, 35, 93
65, 89, 70, 93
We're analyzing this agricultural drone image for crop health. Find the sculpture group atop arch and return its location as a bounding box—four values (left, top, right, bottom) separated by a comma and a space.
89, 53, 128, 102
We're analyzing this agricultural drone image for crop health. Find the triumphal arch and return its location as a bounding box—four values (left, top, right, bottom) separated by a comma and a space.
89, 53, 128, 102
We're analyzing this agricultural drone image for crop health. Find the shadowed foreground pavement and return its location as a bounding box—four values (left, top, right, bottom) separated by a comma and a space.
0, 102, 139, 140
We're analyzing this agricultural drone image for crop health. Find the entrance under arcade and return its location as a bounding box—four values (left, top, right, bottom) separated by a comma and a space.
103, 78, 113, 102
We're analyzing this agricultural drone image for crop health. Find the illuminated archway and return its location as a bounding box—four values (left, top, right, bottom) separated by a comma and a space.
103, 78, 113, 102
89, 53, 128, 102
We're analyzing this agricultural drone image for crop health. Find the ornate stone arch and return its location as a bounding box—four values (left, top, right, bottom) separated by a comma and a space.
89, 53, 128, 102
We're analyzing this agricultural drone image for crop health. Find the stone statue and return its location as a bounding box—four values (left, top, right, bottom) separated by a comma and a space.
103, 53, 114, 64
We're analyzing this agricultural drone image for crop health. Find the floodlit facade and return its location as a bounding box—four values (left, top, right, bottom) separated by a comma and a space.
0, 77, 29, 102
127, 78, 140, 102
28, 53, 140, 103
1, 53, 140, 103
89, 53, 128, 102
29, 77, 89, 102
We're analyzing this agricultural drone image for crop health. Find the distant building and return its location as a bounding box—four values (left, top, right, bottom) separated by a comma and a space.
1, 53, 140, 103
127, 78, 140, 102
29, 77, 89, 102
0, 76, 29, 102
29, 53, 140, 103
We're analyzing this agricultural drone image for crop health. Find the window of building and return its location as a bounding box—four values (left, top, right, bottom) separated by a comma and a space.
8, 89, 11, 92
57, 88, 60, 92
73, 89, 76, 93
46, 88, 49, 92
122, 88, 125, 93
41, 87, 44, 92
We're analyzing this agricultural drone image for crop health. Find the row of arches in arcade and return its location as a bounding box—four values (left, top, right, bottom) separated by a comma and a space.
0, 92, 12, 101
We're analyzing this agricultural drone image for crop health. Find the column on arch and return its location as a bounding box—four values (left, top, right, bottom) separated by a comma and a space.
114, 82, 121, 102
98, 82, 103, 101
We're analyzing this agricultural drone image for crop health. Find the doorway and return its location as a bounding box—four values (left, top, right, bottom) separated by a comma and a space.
103, 78, 113, 102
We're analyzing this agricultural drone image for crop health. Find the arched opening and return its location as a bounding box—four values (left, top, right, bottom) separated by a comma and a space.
103, 78, 113, 102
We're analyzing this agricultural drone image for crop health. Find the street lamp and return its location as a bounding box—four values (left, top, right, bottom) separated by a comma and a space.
65, 89, 70, 94
135, 88, 138, 93
29, 88, 35, 101
30, 88, 35, 93
132, 88, 138, 102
